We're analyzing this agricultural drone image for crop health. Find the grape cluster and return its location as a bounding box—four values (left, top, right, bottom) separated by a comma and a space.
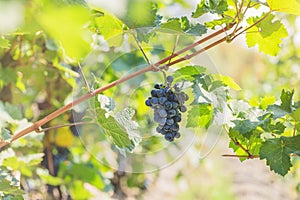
145, 75, 189, 142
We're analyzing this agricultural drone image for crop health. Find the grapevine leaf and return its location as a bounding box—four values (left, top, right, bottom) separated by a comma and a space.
192, 0, 228, 18
245, 14, 288, 56
210, 74, 241, 90
173, 65, 206, 81
159, 19, 182, 32
97, 94, 115, 113
159, 18, 207, 36
260, 96, 275, 109
4, 102, 22, 120
38, 4, 91, 59
229, 128, 262, 161
261, 120, 286, 135
267, 0, 300, 16
267, 105, 288, 119
280, 89, 294, 112
0, 36, 10, 49
291, 107, 300, 121
259, 135, 300, 176
0, 65, 17, 88
205, 17, 233, 29
186, 23, 207, 36
115, 107, 139, 132
0, 128, 12, 142
95, 107, 135, 150
232, 119, 262, 138
91, 10, 126, 46
124, 0, 158, 28
64, 162, 105, 190
192, 82, 212, 104
186, 103, 213, 128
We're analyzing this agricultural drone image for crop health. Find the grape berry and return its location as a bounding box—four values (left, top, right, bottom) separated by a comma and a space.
145, 75, 189, 142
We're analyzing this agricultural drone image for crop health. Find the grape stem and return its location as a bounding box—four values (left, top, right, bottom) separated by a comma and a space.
0, 16, 266, 150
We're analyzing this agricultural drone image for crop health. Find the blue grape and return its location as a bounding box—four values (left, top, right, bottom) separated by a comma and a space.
164, 101, 172, 110
174, 132, 181, 138
171, 123, 179, 131
154, 84, 160, 89
172, 102, 178, 109
173, 114, 181, 122
146, 78, 189, 142
179, 105, 187, 112
166, 118, 174, 125
157, 108, 167, 118
166, 75, 174, 83
159, 97, 167, 105
145, 99, 151, 106
168, 109, 177, 117
150, 97, 159, 105
151, 90, 158, 97
164, 133, 174, 142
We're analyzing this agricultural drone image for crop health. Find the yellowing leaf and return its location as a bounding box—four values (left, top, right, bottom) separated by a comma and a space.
267, 0, 300, 16
246, 14, 288, 56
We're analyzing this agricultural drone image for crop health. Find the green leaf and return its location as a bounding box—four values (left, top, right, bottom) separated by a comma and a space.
232, 119, 262, 138
173, 65, 206, 81
66, 163, 105, 190
292, 107, 300, 121
205, 17, 233, 29
124, 0, 158, 28
280, 89, 294, 112
4, 102, 22, 120
210, 74, 241, 90
245, 14, 288, 56
95, 107, 135, 150
0, 168, 25, 196
1, 128, 12, 142
192, 82, 212, 104
259, 135, 300, 176
192, 0, 228, 18
229, 128, 262, 161
267, 0, 300, 16
0, 36, 10, 49
159, 19, 182, 32
38, 4, 91, 60
91, 10, 126, 46
185, 23, 207, 36
159, 18, 207, 36
0, 65, 17, 88
268, 106, 288, 121
262, 121, 286, 135
186, 103, 213, 128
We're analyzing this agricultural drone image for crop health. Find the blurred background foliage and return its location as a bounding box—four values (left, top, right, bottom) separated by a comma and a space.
0, 0, 300, 199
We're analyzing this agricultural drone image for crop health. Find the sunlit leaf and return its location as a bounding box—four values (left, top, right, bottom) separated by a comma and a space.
186, 103, 213, 128
211, 74, 241, 90
91, 9, 126, 46
245, 14, 288, 56
267, 0, 300, 16
38, 4, 91, 60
